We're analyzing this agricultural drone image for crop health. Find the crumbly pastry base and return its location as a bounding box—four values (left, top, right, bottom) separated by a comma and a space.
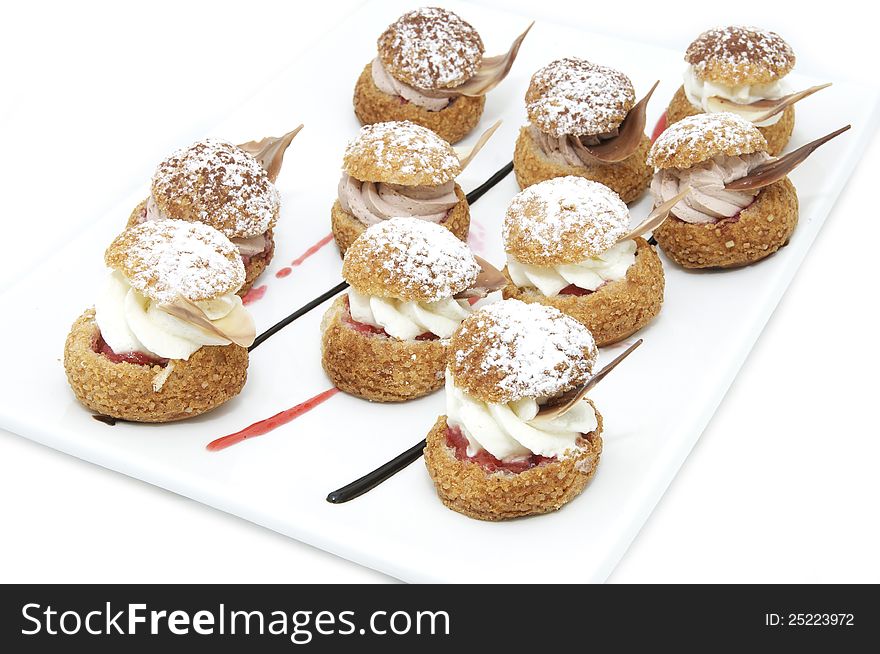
320, 296, 447, 402
513, 126, 652, 203
423, 412, 603, 521
653, 177, 798, 269
665, 85, 794, 157
501, 237, 664, 347
330, 184, 470, 256
352, 64, 485, 145
63, 309, 248, 423
128, 199, 272, 295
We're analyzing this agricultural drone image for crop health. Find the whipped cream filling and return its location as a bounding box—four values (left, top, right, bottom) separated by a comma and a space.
95, 270, 252, 360
338, 175, 459, 227
348, 289, 470, 341
141, 195, 270, 258
445, 369, 597, 461
506, 240, 636, 297
371, 57, 451, 111
683, 65, 787, 127
651, 152, 771, 224
529, 124, 619, 167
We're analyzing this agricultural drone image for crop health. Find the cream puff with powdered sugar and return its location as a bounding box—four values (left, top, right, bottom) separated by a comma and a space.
353, 7, 529, 144
665, 26, 807, 156
648, 112, 798, 268
129, 138, 287, 293
424, 299, 603, 521
501, 176, 664, 346
321, 217, 484, 403
513, 57, 654, 202
331, 121, 471, 255
64, 220, 255, 422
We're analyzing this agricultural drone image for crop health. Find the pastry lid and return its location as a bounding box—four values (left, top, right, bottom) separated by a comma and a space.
342, 217, 479, 303
151, 138, 280, 239
503, 176, 630, 265
685, 25, 795, 87
105, 220, 245, 304
377, 7, 484, 90
449, 299, 598, 404
343, 121, 461, 186
648, 112, 768, 170
526, 57, 635, 138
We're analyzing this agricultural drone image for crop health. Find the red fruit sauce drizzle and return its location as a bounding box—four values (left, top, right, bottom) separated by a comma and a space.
207, 387, 340, 452
466, 219, 486, 255
241, 285, 268, 305
651, 114, 667, 143
290, 232, 335, 267
446, 425, 554, 474
243, 233, 337, 302
92, 333, 168, 367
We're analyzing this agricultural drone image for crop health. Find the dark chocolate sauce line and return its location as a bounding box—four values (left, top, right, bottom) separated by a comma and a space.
247, 162, 515, 352
466, 160, 513, 204
648, 235, 658, 246
326, 439, 427, 504
248, 281, 349, 352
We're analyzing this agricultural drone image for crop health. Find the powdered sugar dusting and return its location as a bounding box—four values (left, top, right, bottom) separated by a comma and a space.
686, 26, 795, 85
344, 121, 461, 185
527, 58, 635, 138
106, 220, 245, 303
504, 177, 629, 263
152, 138, 280, 238
648, 112, 766, 169
453, 299, 597, 402
344, 217, 479, 301
378, 7, 484, 90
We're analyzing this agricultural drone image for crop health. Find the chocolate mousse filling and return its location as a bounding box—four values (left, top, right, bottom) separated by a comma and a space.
337, 175, 459, 226
651, 152, 770, 224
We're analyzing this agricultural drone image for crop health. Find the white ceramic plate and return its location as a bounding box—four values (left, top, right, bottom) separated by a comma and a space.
1, 0, 877, 583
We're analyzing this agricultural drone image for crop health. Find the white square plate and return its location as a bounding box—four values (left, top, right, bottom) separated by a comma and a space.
1, 0, 877, 583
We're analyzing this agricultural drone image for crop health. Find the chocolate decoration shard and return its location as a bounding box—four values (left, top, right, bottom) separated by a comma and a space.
577, 81, 659, 163
454, 256, 508, 299
535, 339, 642, 420
160, 296, 256, 348
711, 83, 832, 124
724, 125, 851, 192
456, 120, 501, 170
237, 125, 303, 183
618, 187, 691, 242
418, 22, 534, 98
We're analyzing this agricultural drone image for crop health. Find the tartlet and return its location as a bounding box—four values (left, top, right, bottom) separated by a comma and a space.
424, 299, 603, 521
128, 138, 284, 293
354, 7, 528, 144
501, 176, 663, 346
321, 217, 481, 402
665, 26, 801, 155
332, 121, 471, 255
64, 220, 255, 422
513, 57, 654, 202
648, 112, 798, 268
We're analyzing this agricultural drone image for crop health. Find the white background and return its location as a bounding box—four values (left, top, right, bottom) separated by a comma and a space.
0, 0, 876, 583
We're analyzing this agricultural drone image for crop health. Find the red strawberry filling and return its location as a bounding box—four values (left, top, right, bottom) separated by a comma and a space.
445, 425, 556, 474
559, 284, 594, 296
93, 333, 168, 367
651, 114, 667, 142
342, 298, 439, 341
